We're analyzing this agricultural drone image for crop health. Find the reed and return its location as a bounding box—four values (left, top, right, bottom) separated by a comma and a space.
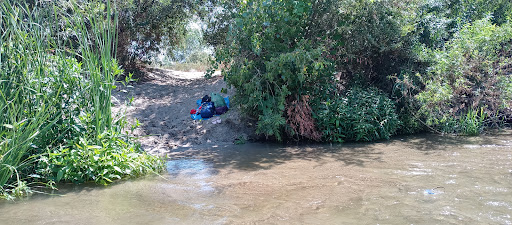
0, 0, 56, 193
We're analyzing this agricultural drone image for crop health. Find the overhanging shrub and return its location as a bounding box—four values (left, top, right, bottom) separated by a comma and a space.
212, 0, 335, 141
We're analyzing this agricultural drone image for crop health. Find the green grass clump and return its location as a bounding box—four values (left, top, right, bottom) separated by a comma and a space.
0, 1, 163, 199
317, 87, 400, 142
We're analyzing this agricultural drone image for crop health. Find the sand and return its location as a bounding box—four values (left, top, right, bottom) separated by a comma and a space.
112, 67, 256, 155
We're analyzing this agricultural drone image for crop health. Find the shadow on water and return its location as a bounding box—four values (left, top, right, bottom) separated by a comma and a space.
169, 141, 386, 172
392, 133, 464, 153
8, 141, 385, 201
167, 130, 512, 172
393, 130, 512, 153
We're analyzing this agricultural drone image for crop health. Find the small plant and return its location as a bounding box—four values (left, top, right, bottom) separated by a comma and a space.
234, 136, 247, 145
459, 109, 486, 136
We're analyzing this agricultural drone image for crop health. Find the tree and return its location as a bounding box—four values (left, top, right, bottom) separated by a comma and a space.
116, 0, 201, 73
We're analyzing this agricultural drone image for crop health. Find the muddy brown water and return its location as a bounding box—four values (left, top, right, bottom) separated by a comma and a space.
1, 133, 512, 224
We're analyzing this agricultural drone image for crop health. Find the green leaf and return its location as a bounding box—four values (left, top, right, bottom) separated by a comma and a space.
113, 166, 122, 173
333, 33, 342, 41
57, 170, 64, 182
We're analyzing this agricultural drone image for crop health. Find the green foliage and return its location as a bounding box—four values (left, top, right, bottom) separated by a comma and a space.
206, 0, 512, 139
212, 0, 335, 141
0, 0, 69, 196
37, 131, 163, 185
415, 18, 512, 133
458, 108, 486, 136
209, 0, 420, 141
0, 1, 163, 198
325, 0, 420, 91
234, 136, 247, 145
317, 88, 400, 142
445, 0, 512, 26
116, 0, 204, 73
157, 19, 213, 71
424, 108, 486, 135
397, 108, 425, 135
391, 71, 427, 135
169, 21, 211, 63
415, 0, 512, 49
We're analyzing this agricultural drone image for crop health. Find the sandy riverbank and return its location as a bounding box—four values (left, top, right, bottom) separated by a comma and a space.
112, 67, 256, 155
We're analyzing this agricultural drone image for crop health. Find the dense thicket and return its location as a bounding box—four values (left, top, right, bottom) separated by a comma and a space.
206, 0, 512, 142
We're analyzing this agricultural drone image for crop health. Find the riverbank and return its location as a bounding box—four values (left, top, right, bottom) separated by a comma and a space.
112, 67, 257, 155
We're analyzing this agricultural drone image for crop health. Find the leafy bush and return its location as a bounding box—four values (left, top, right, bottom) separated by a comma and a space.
37, 131, 163, 185
326, 0, 419, 92
415, 0, 512, 49
317, 87, 400, 142
211, 0, 335, 141
415, 18, 512, 133
207, 0, 511, 140
209, 0, 416, 141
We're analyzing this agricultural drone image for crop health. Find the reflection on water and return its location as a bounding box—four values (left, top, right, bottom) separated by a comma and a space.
1, 132, 512, 224
166, 159, 215, 179
166, 159, 216, 194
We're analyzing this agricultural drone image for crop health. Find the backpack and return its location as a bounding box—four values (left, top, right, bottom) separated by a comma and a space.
201, 95, 211, 103
210, 93, 226, 107
215, 106, 228, 115
200, 102, 215, 118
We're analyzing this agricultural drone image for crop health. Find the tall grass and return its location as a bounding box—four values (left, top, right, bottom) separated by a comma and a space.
73, 1, 119, 135
0, 0, 58, 195
0, 1, 163, 198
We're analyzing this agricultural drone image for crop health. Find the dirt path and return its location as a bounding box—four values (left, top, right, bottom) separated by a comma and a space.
112, 67, 256, 155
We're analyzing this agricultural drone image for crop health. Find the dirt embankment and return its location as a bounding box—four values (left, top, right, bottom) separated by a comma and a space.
112, 67, 256, 155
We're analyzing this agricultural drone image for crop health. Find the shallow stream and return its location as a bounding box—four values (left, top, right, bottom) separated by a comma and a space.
1, 133, 512, 224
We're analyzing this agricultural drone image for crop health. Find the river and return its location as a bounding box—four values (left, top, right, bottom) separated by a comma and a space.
1, 132, 511, 224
